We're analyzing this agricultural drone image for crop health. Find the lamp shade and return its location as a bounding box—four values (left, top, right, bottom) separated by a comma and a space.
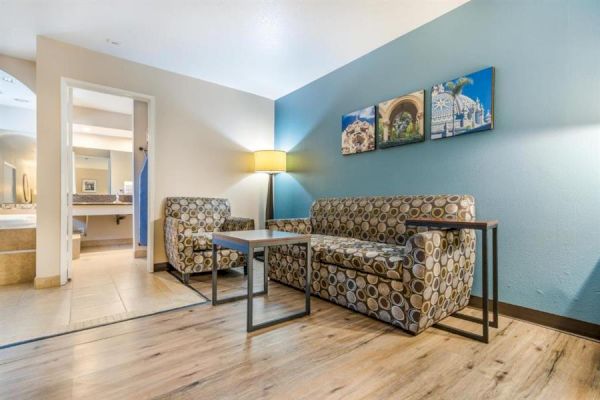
254, 150, 286, 173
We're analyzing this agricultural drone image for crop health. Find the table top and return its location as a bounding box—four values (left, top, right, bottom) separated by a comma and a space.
405, 218, 498, 229
212, 229, 311, 247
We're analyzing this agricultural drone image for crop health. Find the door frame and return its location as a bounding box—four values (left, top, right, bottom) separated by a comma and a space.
60, 78, 156, 284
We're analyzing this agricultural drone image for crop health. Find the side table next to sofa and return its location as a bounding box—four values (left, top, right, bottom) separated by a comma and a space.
406, 218, 499, 343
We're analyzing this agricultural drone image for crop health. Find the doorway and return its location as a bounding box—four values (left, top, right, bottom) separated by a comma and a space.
60, 79, 156, 283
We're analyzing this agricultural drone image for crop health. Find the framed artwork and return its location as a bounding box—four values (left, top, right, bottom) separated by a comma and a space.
341, 105, 375, 155
431, 67, 495, 140
376, 90, 425, 148
82, 179, 97, 193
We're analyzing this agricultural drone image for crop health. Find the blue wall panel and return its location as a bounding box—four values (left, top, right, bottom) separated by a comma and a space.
274, 0, 600, 324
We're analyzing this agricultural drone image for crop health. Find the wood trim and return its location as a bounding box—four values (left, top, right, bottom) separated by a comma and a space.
406, 218, 498, 229
469, 296, 599, 341
134, 248, 147, 259
153, 262, 169, 272
34, 275, 61, 289
81, 238, 133, 248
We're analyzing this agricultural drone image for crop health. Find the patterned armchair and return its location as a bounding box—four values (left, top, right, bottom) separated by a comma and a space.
266, 195, 476, 335
164, 197, 255, 282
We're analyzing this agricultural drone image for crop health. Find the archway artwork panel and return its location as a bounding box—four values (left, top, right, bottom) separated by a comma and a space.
376, 90, 425, 149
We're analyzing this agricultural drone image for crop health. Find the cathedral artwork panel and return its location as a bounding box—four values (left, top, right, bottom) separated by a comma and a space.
376, 90, 425, 148
341, 105, 376, 155
431, 67, 494, 140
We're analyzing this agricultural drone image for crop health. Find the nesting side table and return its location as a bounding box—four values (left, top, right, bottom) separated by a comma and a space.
406, 218, 499, 343
211, 229, 312, 332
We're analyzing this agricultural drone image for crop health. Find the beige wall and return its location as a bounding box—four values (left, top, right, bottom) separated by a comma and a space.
75, 167, 109, 194
0, 54, 35, 92
73, 132, 132, 152
74, 215, 132, 242
73, 106, 132, 131
36, 37, 274, 279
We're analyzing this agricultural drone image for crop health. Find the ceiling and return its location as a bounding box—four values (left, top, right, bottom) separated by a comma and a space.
0, 0, 469, 99
72, 88, 133, 115
0, 70, 35, 109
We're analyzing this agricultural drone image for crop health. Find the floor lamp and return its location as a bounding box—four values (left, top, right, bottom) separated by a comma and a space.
254, 150, 287, 260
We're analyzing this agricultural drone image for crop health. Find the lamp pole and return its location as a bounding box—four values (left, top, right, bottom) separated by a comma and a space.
266, 172, 274, 223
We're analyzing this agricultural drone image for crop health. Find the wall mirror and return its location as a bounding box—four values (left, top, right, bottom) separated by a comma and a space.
73, 147, 133, 195
0, 69, 36, 204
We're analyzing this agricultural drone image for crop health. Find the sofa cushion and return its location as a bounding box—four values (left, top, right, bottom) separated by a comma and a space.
270, 234, 407, 280
310, 195, 475, 245
192, 232, 213, 251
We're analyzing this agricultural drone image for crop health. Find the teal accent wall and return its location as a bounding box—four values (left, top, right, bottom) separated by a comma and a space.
274, 0, 600, 324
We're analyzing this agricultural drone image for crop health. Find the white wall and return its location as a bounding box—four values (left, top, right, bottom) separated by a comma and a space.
36, 37, 273, 281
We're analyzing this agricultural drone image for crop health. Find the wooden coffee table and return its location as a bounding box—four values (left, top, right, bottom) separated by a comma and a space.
211, 229, 312, 332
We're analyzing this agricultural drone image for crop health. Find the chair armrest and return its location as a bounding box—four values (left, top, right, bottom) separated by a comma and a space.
403, 229, 476, 327
266, 218, 312, 234
164, 217, 196, 269
222, 216, 255, 232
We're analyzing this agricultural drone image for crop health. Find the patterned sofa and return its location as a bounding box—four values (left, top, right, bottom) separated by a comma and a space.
266, 195, 476, 335
164, 197, 254, 283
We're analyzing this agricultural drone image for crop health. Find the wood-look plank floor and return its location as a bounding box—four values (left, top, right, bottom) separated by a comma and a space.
0, 280, 598, 400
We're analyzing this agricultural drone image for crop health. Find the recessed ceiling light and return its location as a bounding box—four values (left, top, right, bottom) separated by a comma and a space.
13, 98, 29, 103
106, 38, 121, 46
2, 76, 15, 83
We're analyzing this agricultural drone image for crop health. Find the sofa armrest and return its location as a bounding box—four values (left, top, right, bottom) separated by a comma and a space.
222, 216, 255, 232
164, 217, 196, 270
266, 218, 312, 234
403, 229, 476, 330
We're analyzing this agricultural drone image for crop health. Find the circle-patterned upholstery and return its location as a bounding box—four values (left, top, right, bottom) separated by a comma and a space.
164, 197, 249, 273
310, 195, 475, 245
267, 194, 477, 335
165, 197, 231, 232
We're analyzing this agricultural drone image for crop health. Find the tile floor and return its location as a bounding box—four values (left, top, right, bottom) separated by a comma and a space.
0, 246, 205, 347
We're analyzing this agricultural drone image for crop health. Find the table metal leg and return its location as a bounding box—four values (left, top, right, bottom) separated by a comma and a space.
434, 227, 498, 343
264, 245, 269, 295
247, 246, 254, 332
482, 228, 489, 343
212, 245, 218, 306
491, 226, 499, 328
305, 240, 311, 314
246, 240, 312, 333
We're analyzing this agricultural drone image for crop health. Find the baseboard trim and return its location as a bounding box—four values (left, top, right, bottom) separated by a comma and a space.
469, 296, 599, 341
134, 248, 147, 258
153, 262, 169, 272
81, 238, 133, 248
34, 275, 60, 289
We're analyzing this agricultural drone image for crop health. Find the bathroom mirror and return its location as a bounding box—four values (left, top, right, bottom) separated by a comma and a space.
73, 147, 133, 195
0, 69, 36, 204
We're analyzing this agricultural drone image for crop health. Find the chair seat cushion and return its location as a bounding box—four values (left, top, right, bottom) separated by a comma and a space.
271, 234, 407, 280
192, 232, 213, 251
